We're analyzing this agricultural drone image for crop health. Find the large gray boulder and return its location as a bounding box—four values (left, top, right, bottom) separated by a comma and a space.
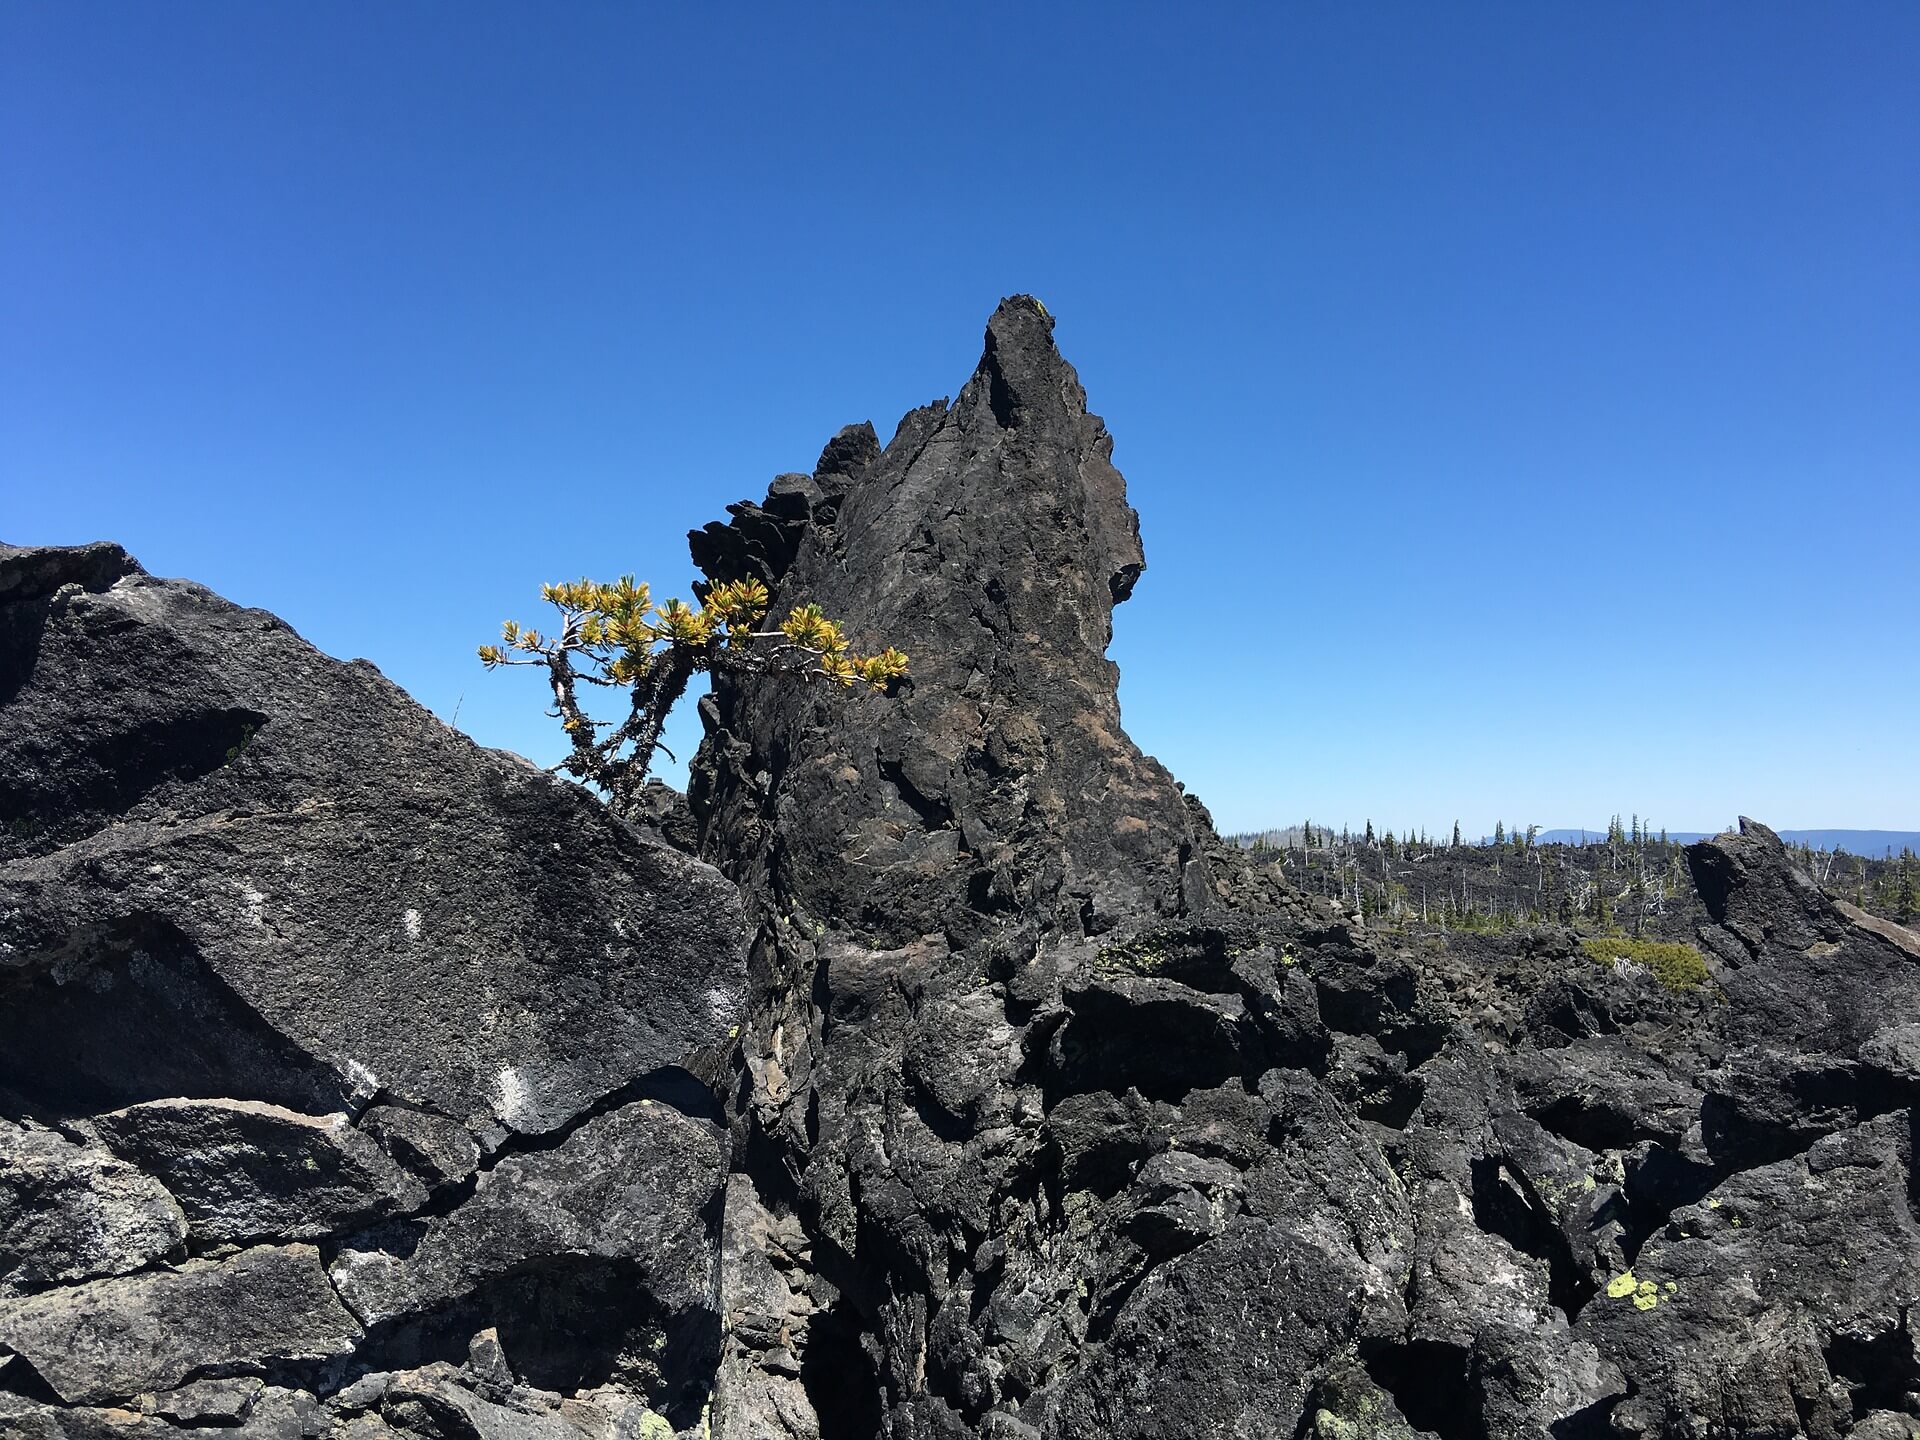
331, 1098, 726, 1329
0, 540, 749, 1435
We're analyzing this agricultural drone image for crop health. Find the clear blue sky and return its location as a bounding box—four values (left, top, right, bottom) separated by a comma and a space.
5, 5, 1915, 837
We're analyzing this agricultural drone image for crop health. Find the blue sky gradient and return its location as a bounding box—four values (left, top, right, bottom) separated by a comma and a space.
4, 4, 1915, 836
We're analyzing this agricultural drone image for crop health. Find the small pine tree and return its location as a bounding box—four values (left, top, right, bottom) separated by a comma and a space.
481, 575, 907, 816
1452, 820, 1462, 849
1494, 820, 1506, 846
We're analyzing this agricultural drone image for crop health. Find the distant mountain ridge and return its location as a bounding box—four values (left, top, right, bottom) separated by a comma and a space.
1536, 827, 1920, 855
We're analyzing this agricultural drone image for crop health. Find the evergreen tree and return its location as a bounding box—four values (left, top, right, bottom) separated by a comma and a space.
1494, 820, 1506, 846
1452, 820, 1462, 849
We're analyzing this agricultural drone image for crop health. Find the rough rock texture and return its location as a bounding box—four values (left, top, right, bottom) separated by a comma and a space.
331, 1097, 725, 1418
0, 538, 745, 1136
0, 542, 746, 1436
0, 1121, 186, 1296
7, 303, 1920, 1438
680, 304, 1920, 1438
0, 1242, 359, 1404
689, 296, 1226, 950
92, 1098, 430, 1244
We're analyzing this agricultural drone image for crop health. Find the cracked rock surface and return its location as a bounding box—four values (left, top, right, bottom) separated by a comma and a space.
5, 301, 1920, 1438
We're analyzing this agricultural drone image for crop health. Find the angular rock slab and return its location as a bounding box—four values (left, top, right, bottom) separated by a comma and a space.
0, 1242, 360, 1405
331, 1099, 726, 1326
92, 1097, 429, 1244
0, 1121, 185, 1296
0, 541, 747, 1136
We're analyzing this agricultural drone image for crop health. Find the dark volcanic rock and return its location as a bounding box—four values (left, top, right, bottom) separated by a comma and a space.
330, 1098, 725, 1330
7, 312, 1920, 1440
92, 1097, 429, 1244
0, 539, 748, 1435
0, 1242, 359, 1405
673, 309, 1920, 1439
0, 1121, 186, 1296
690, 296, 1222, 949
0, 540, 746, 1137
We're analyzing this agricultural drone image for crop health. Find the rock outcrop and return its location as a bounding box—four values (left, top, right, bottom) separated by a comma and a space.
683, 304, 1920, 1438
0, 541, 747, 1436
5, 304, 1920, 1439
689, 296, 1227, 950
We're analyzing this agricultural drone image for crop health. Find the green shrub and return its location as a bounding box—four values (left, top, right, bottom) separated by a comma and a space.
1580, 936, 1710, 994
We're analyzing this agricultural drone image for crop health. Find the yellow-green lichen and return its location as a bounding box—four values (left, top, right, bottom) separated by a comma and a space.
1606, 1270, 1668, 1310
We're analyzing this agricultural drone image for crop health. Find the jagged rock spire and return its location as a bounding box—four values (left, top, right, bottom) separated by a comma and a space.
690, 296, 1220, 948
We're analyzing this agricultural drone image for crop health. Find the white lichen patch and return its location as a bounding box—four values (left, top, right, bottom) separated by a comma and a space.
345, 1059, 382, 1103
402, 908, 423, 941
492, 1065, 539, 1130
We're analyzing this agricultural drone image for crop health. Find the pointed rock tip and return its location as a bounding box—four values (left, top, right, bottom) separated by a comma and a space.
985, 294, 1059, 353
976, 296, 1073, 429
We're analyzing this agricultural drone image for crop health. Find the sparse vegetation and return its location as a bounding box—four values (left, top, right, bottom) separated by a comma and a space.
1579, 936, 1710, 993
482, 575, 906, 815
1231, 820, 1915, 938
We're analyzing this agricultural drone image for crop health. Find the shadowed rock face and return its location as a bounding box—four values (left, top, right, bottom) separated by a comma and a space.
7, 310, 1920, 1440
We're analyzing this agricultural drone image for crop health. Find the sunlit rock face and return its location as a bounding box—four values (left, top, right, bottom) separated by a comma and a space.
690, 294, 1225, 954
